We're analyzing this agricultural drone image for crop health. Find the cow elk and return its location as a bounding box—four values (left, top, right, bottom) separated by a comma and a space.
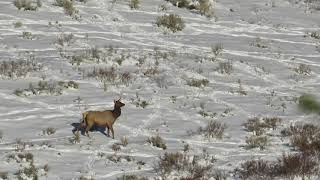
77, 98, 125, 139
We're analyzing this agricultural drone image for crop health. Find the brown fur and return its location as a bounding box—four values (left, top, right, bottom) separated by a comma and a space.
78, 99, 125, 139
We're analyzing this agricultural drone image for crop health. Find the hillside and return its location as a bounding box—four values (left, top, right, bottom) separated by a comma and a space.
0, 0, 320, 179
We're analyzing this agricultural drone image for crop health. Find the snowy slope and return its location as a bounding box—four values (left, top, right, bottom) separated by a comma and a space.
0, 0, 320, 179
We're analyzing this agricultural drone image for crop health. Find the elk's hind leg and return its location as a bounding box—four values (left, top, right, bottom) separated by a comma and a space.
76, 119, 86, 134
85, 121, 94, 138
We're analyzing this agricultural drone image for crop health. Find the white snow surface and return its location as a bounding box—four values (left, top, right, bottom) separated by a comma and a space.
0, 0, 320, 179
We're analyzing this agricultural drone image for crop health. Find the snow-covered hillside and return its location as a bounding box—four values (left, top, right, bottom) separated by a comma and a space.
0, 0, 320, 179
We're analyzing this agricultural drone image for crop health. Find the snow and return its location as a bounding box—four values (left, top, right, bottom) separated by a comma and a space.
0, 0, 319, 179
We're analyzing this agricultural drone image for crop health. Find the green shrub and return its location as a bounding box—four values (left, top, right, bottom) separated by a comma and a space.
14, 21, 23, 28
298, 94, 320, 114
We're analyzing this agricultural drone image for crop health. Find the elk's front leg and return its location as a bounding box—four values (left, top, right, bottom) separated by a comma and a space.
107, 127, 110, 137
110, 126, 115, 139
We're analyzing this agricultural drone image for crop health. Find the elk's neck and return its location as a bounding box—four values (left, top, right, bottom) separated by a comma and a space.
112, 105, 121, 119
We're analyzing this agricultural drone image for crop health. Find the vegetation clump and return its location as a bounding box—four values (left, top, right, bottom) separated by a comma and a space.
187, 78, 209, 88
147, 135, 167, 150
14, 80, 79, 96
129, 0, 140, 9
117, 174, 148, 180
14, 0, 40, 11
156, 14, 185, 33
198, 120, 227, 139
155, 150, 218, 179
298, 94, 320, 114
54, 0, 75, 16
234, 153, 319, 180
0, 60, 43, 79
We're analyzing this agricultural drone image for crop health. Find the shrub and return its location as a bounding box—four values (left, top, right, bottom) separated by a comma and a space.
54, 0, 75, 16
234, 159, 274, 179
14, 21, 23, 28
17, 163, 38, 179
117, 174, 148, 180
143, 67, 160, 77
218, 61, 233, 74
0, 172, 8, 180
147, 135, 167, 150
311, 31, 320, 39
155, 151, 215, 179
14, 139, 26, 152
243, 117, 281, 135
14, 80, 78, 96
236, 79, 247, 96
244, 117, 266, 136
158, 4, 168, 11
14, 0, 39, 11
86, 67, 131, 91
22, 31, 34, 40
285, 123, 320, 154
156, 14, 185, 33
107, 154, 134, 163
211, 43, 223, 59
166, 0, 190, 8
14, 89, 23, 96
42, 127, 56, 135
294, 63, 311, 75
131, 94, 150, 108
197, 0, 212, 17
129, 0, 140, 9
198, 120, 227, 139
263, 117, 282, 130
111, 143, 121, 152
166, 0, 214, 17
277, 153, 318, 179
298, 94, 320, 114
43, 164, 49, 173
250, 37, 268, 48
245, 135, 269, 150
234, 153, 319, 179
56, 33, 75, 47
187, 78, 209, 88
7, 152, 34, 163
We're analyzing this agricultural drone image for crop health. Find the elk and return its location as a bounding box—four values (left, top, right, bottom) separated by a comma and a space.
78, 98, 125, 139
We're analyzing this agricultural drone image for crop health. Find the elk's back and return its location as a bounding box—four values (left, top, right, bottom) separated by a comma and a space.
86, 111, 114, 126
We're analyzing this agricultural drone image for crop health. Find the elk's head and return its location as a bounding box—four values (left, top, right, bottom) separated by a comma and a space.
114, 98, 125, 108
